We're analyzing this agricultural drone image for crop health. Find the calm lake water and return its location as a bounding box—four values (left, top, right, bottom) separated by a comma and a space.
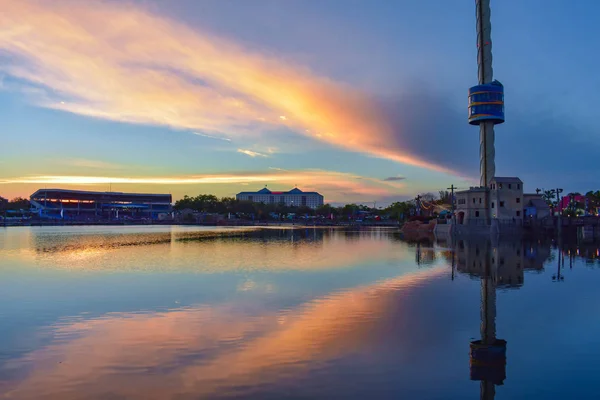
1, 226, 599, 399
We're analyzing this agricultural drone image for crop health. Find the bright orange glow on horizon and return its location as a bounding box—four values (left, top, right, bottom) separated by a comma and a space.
0, 169, 406, 201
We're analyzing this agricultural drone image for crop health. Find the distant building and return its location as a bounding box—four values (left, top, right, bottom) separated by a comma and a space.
455, 177, 548, 226
30, 189, 172, 220
236, 187, 324, 209
523, 194, 551, 219
0, 196, 7, 208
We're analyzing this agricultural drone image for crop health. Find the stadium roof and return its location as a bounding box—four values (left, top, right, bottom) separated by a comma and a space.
30, 189, 172, 203
31, 188, 170, 197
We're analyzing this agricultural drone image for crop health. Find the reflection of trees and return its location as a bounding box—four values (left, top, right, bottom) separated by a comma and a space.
31, 228, 333, 255
559, 242, 600, 268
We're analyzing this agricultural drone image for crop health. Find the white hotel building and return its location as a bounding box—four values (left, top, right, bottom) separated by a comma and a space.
236, 187, 324, 209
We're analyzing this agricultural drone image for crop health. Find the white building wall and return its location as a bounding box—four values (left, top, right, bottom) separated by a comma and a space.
236, 192, 324, 209
489, 179, 523, 222
455, 188, 489, 225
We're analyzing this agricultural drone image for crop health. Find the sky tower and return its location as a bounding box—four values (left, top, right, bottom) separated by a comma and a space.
468, 0, 505, 187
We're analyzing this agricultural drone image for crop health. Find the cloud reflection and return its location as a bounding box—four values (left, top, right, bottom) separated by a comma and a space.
1, 267, 445, 399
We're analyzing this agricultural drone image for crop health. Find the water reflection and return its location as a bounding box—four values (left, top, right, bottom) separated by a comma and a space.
2, 227, 600, 399
2, 227, 410, 273
1, 267, 445, 399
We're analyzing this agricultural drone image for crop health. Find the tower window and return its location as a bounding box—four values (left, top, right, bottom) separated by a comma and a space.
475, 211, 480, 217
516, 211, 521, 217
516, 198, 521, 203
508, 184, 512, 189
491, 202, 495, 208
500, 201, 505, 207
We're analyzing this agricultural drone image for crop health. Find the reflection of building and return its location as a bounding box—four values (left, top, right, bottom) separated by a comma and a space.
451, 234, 506, 400
448, 234, 552, 400
30, 189, 172, 220
454, 237, 546, 289
236, 187, 324, 209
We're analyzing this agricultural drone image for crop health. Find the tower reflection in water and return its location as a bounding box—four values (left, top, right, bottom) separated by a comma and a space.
450, 236, 549, 400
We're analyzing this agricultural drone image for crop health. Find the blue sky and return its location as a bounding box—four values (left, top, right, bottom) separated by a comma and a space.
0, 0, 598, 204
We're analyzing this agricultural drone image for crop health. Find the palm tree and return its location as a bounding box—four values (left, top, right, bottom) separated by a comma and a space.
543, 189, 556, 205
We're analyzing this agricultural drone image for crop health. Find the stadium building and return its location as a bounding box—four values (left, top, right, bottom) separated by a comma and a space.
30, 189, 172, 220
236, 187, 324, 209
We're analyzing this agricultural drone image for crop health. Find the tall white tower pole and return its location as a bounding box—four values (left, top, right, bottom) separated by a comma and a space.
476, 0, 495, 187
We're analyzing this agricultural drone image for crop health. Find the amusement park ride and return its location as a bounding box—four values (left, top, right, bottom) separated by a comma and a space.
467, 2, 507, 400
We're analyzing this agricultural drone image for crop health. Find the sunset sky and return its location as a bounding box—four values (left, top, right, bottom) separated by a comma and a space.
1, 0, 599, 204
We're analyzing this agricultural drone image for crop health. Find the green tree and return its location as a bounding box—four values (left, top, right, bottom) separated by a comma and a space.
8, 197, 30, 210
438, 190, 451, 205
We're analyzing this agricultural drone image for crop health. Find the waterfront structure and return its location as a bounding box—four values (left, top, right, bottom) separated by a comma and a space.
30, 188, 172, 220
236, 187, 324, 209
523, 194, 551, 219
470, 0, 504, 188
450, 0, 549, 234
455, 177, 551, 227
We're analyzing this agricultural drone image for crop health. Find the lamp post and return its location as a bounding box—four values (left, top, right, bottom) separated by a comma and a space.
555, 188, 563, 236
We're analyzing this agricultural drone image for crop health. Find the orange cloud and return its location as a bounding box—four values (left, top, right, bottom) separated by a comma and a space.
0, 0, 455, 175
0, 169, 405, 201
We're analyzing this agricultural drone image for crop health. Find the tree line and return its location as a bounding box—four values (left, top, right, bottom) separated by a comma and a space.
538, 189, 600, 216
173, 191, 452, 221
0, 197, 30, 211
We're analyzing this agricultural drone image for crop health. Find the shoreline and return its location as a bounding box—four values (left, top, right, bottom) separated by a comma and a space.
1, 221, 401, 229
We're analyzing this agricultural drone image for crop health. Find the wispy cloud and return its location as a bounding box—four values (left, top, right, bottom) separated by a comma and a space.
237, 149, 268, 158
62, 158, 124, 170
0, 0, 457, 175
383, 176, 406, 182
192, 132, 232, 142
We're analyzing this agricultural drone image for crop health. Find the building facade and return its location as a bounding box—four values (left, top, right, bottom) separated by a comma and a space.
488, 177, 524, 220
455, 186, 489, 225
236, 187, 324, 209
30, 189, 172, 220
455, 177, 543, 226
